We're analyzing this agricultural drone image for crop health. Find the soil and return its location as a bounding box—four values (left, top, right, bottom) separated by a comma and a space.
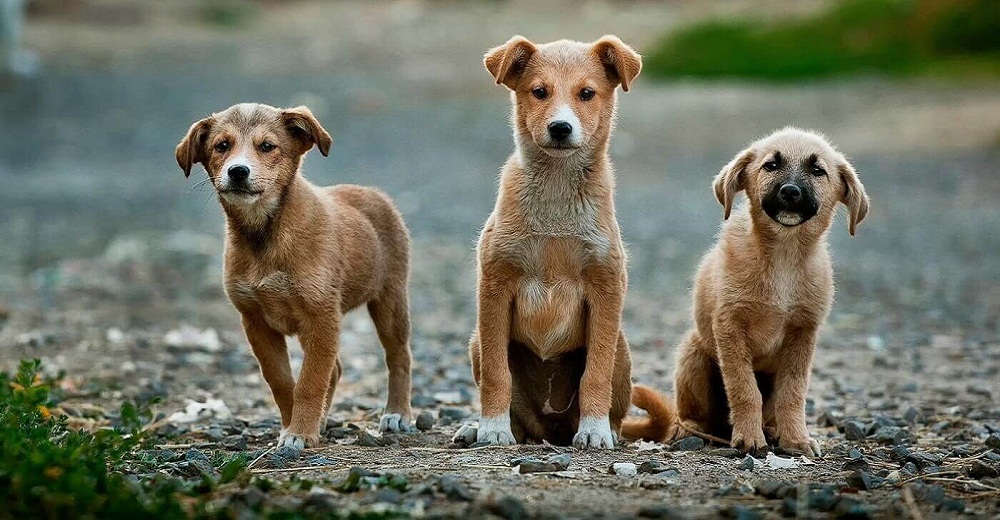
1, 1, 999, 518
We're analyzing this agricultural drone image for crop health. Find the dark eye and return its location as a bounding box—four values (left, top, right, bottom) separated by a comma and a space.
811, 164, 826, 176
259, 141, 276, 153
531, 87, 548, 100
214, 141, 229, 153
579, 88, 596, 101
763, 160, 779, 172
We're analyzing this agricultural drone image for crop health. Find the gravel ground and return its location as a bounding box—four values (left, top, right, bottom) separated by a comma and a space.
1, 1, 1000, 518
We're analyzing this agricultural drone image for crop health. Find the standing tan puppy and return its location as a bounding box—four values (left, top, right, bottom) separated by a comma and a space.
457, 35, 641, 449
624, 128, 870, 456
175, 103, 413, 449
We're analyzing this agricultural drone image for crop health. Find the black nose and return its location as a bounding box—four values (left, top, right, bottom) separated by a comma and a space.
547, 121, 573, 141
228, 165, 250, 182
778, 184, 803, 203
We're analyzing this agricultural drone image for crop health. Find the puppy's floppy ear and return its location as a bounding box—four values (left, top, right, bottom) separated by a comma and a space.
592, 35, 642, 92
837, 160, 870, 236
713, 147, 754, 220
484, 35, 538, 89
175, 117, 215, 178
282, 106, 332, 156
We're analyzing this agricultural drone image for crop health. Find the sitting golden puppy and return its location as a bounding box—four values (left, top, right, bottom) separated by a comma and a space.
175, 103, 413, 449
457, 35, 642, 449
625, 128, 870, 456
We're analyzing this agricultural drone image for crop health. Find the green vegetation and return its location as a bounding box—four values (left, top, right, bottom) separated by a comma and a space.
1, 360, 184, 518
0, 360, 412, 519
645, 0, 1000, 81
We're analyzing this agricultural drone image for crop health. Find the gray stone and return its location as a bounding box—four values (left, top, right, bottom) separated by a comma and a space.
874, 426, 912, 445
415, 410, 436, 431
737, 455, 755, 470
671, 436, 706, 451
355, 429, 385, 447
969, 460, 1000, 479
638, 460, 675, 475
611, 462, 637, 476
221, 434, 247, 451
514, 453, 571, 474
269, 445, 301, 468
843, 420, 867, 441
846, 470, 875, 490
439, 407, 469, 422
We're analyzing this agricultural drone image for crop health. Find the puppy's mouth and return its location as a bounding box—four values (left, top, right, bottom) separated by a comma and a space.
773, 211, 807, 227
219, 188, 264, 202
539, 144, 580, 157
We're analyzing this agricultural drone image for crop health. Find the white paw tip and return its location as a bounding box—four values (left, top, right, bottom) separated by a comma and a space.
379, 413, 411, 433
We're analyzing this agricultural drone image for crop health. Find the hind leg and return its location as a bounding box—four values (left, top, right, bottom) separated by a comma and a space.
367, 287, 413, 432
321, 358, 343, 432
674, 331, 723, 440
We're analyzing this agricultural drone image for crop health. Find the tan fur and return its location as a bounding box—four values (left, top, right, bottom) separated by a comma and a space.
175, 103, 413, 448
625, 128, 869, 456
464, 36, 641, 449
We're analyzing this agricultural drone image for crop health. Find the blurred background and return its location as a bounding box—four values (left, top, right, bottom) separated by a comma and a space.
0, 0, 998, 421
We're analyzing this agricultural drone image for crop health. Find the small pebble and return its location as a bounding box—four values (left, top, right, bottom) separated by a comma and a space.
415, 410, 436, 431
671, 436, 706, 451
221, 434, 247, 451
969, 460, 1000, 479
986, 434, 1000, 450
737, 456, 755, 470
269, 445, 301, 468
638, 460, 674, 474
355, 430, 385, 447
514, 453, 571, 474
611, 462, 637, 476
439, 407, 469, 422
843, 420, 866, 441
846, 470, 876, 490
874, 426, 911, 446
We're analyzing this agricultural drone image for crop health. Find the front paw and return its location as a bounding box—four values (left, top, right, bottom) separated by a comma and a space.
379, 413, 412, 433
277, 428, 316, 450
476, 413, 516, 446
779, 436, 822, 457
731, 426, 768, 455
573, 416, 615, 450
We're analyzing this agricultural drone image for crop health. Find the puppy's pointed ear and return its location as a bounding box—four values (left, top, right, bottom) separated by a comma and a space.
592, 35, 642, 92
282, 106, 332, 157
175, 117, 215, 178
713, 147, 754, 220
484, 35, 538, 89
838, 160, 870, 236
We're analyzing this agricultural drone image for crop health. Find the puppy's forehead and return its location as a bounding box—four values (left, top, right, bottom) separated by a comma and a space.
215, 103, 282, 132
529, 40, 602, 76
758, 129, 838, 161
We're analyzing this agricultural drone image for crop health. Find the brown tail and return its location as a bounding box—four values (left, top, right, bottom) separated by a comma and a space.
621, 384, 677, 442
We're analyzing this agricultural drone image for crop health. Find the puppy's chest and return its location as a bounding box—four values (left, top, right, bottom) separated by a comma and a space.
228, 271, 303, 336
509, 238, 592, 357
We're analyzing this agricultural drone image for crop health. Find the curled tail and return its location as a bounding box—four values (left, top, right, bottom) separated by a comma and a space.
621, 384, 677, 442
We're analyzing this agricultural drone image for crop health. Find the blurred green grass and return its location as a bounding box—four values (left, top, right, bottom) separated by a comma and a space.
645, 0, 1000, 81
